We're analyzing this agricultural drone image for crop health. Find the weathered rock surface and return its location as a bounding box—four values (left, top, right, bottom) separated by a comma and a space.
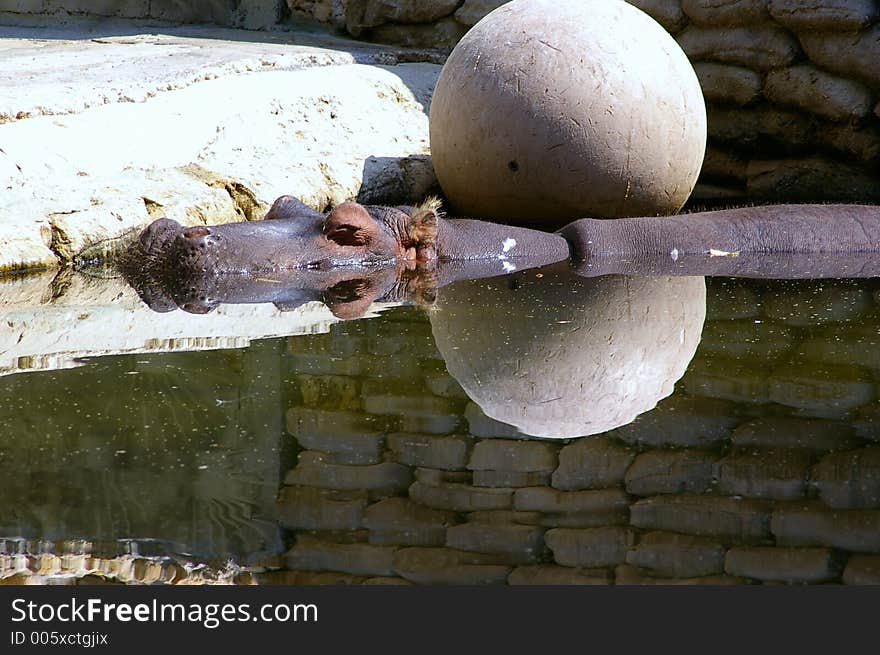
725, 546, 842, 582
694, 62, 763, 105
682, 0, 769, 26
0, 23, 440, 273
771, 503, 880, 551
552, 438, 636, 491
631, 495, 773, 542
676, 25, 801, 71
764, 65, 874, 122
626, 531, 727, 578
454, 0, 509, 27
768, 0, 878, 32
810, 448, 880, 509
625, 450, 717, 495
545, 527, 635, 568
798, 26, 880, 89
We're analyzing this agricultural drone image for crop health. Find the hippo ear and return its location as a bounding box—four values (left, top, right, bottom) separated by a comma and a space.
323, 202, 378, 247
265, 195, 323, 221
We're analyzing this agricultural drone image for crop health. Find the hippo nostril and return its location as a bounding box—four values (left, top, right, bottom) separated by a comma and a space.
183, 226, 211, 239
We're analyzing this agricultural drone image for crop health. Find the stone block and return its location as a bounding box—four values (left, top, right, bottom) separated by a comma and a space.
286, 408, 375, 440
454, 0, 508, 27
701, 146, 749, 181
277, 486, 367, 531
695, 61, 763, 105
724, 546, 842, 582
820, 124, 880, 163
361, 576, 413, 585
368, 17, 468, 49
705, 280, 761, 320
677, 25, 801, 71
631, 495, 772, 542
468, 439, 558, 473
283, 451, 412, 495
465, 402, 524, 438
853, 406, 880, 442
681, 356, 771, 404
508, 565, 612, 585
811, 448, 880, 508
683, 0, 768, 25
398, 413, 463, 435
765, 65, 873, 122
615, 564, 744, 585
842, 554, 880, 584
472, 470, 551, 488
796, 27, 880, 90
545, 527, 635, 568
296, 374, 361, 411
534, 511, 630, 529
608, 395, 738, 448
387, 432, 472, 470
424, 372, 469, 400
714, 448, 812, 500
771, 503, 880, 551
768, 0, 878, 31
625, 449, 718, 495
731, 417, 860, 453
708, 106, 815, 150
254, 570, 366, 585
767, 363, 874, 418
392, 547, 511, 584
698, 319, 794, 361
408, 480, 513, 512
284, 536, 397, 577
746, 158, 880, 203
797, 323, 880, 372
626, 531, 727, 578
363, 498, 456, 547
552, 437, 636, 491
362, 388, 460, 418
292, 429, 385, 466
446, 522, 546, 564
514, 487, 630, 514
628, 0, 689, 32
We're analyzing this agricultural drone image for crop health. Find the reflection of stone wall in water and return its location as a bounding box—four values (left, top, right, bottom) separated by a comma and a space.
290, 0, 880, 204
271, 280, 880, 585
0, 341, 286, 582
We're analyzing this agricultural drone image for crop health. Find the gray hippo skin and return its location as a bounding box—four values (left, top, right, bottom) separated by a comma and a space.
120, 197, 880, 316
125, 197, 880, 278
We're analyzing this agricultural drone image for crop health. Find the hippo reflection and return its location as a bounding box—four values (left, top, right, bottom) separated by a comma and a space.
430, 264, 706, 438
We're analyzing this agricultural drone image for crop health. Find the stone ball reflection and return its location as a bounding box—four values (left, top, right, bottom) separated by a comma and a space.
429, 265, 706, 438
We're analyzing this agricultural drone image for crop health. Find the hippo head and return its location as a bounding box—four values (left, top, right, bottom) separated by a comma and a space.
121, 195, 441, 279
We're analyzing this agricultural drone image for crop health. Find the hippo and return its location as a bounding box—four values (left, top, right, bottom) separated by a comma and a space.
119, 195, 880, 316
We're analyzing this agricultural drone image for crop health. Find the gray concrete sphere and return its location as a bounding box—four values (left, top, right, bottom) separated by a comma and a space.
429, 0, 707, 224
429, 265, 706, 439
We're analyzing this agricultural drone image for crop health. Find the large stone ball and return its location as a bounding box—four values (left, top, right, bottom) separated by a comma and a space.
429, 0, 707, 224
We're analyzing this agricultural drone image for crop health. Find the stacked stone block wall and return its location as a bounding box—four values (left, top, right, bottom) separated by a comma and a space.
289, 0, 880, 204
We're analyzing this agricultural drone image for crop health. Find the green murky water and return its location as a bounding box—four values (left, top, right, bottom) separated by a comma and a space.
2, 267, 880, 584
